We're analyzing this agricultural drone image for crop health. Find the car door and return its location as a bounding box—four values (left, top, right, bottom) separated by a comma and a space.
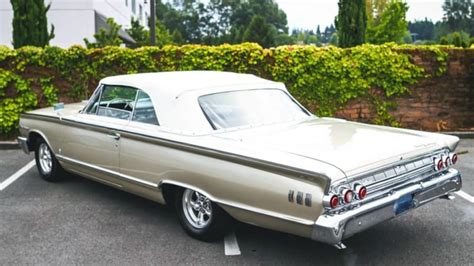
118, 90, 169, 193
60, 85, 137, 182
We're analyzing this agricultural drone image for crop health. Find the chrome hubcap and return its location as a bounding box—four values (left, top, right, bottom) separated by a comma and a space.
38, 143, 52, 174
182, 189, 212, 229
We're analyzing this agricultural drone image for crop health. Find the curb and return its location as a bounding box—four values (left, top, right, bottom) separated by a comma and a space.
0, 141, 19, 150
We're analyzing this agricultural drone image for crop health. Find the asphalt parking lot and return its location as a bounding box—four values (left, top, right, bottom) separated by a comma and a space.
0, 140, 473, 265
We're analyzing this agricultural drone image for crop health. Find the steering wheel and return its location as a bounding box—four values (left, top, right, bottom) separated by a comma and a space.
104, 98, 133, 117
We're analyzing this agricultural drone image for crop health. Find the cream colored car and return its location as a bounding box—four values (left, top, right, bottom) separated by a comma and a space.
18, 71, 462, 249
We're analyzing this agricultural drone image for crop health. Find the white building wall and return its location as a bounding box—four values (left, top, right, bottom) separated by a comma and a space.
0, 0, 149, 48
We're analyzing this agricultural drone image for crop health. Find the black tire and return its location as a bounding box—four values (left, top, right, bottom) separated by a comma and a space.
34, 138, 65, 182
174, 188, 231, 241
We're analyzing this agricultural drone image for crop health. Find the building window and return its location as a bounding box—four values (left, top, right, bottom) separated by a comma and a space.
139, 4, 143, 21
125, 0, 128, 6
132, 0, 136, 13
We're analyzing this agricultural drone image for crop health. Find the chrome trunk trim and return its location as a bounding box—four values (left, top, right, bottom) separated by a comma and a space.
311, 168, 461, 245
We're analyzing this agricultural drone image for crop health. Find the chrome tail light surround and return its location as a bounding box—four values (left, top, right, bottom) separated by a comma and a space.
341, 188, 354, 204
323, 149, 456, 214
450, 152, 458, 165
323, 194, 340, 209
434, 152, 458, 172
354, 184, 367, 199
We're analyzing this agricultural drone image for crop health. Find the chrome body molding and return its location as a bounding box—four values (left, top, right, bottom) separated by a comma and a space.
56, 154, 159, 189
20, 112, 331, 192
159, 180, 315, 226
311, 168, 462, 245
17, 136, 30, 154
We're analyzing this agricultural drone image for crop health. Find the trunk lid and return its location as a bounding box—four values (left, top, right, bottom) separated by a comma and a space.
214, 118, 451, 177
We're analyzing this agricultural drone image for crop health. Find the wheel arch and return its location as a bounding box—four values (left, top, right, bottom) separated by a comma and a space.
27, 130, 52, 151
159, 180, 220, 207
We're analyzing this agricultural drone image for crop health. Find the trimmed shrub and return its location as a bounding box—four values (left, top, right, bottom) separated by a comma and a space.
0, 43, 449, 138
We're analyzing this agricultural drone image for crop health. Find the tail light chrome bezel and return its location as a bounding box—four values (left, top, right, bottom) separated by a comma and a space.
329, 195, 340, 209
434, 158, 445, 171
323, 194, 340, 209
341, 188, 354, 204
450, 152, 458, 165
354, 184, 367, 200
442, 155, 450, 167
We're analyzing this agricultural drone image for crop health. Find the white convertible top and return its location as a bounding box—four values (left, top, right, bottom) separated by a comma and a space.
99, 71, 288, 134
100, 71, 285, 100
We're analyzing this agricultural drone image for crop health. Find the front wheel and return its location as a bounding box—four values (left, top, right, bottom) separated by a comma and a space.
34, 138, 65, 182
175, 188, 230, 241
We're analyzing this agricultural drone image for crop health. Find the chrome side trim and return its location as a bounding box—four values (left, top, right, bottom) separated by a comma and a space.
21, 112, 330, 192
67, 168, 123, 189
56, 154, 159, 189
159, 180, 315, 226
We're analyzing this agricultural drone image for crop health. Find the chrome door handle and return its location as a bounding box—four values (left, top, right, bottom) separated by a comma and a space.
107, 132, 121, 140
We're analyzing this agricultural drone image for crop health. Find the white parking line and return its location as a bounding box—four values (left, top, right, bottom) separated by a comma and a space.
0, 160, 35, 191
224, 231, 241, 256
455, 190, 474, 203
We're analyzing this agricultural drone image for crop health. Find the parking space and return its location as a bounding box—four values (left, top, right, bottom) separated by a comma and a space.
0, 141, 473, 265
0, 149, 34, 183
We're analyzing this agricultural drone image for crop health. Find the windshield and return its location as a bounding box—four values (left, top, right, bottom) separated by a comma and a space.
199, 89, 310, 130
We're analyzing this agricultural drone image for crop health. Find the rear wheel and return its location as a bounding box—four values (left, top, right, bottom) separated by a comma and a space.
175, 188, 230, 241
34, 138, 65, 182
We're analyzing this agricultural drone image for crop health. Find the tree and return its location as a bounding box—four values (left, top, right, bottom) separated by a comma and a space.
171, 29, 185, 44
408, 18, 435, 41
154, 20, 174, 46
366, 0, 409, 44
125, 18, 173, 47
321, 24, 336, 44
442, 0, 474, 35
84, 18, 122, 48
241, 15, 277, 47
126, 18, 149, 47
200, 0, 237, 44
440, 31, 471, 47
11, 0, 55, 48
156, 0, 291, 45
366, 0, 389, 21
335, 0, 367, 47
291, 29, 320, 45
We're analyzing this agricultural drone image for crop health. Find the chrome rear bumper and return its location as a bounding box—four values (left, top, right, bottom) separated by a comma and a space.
311, 168, 461, 246
17, 136, 30, 154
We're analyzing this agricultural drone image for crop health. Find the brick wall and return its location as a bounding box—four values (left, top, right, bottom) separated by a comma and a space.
335, 49, 474, 132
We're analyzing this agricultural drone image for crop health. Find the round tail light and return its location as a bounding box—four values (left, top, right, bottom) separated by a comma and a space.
329, 195, 339, 209
436, 159, 444, 171
342, 189, 354, 204
450, 153, 458, 165
442, 155, 450, 167
354, 184, 367, 199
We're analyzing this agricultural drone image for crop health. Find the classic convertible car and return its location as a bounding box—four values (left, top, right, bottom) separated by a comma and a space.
18, 71, 462, 249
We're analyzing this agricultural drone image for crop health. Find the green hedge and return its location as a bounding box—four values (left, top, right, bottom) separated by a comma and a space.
0, 43, 449, 138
